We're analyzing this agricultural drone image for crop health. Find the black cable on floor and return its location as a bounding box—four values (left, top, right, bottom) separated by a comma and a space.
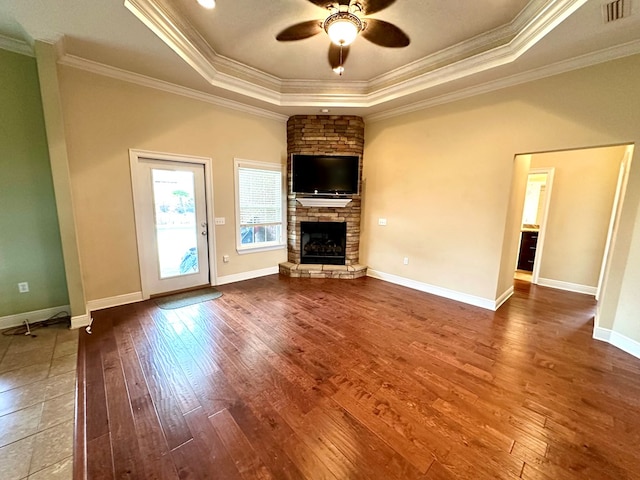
2, 311, 71, 337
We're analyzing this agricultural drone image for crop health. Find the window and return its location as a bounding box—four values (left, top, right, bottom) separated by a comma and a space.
234, 158, 285, 253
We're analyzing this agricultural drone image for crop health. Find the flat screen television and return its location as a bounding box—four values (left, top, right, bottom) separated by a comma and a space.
291, 154, 360, 195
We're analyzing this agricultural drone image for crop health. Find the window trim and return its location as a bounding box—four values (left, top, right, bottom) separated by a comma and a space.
234, 158, 286, 254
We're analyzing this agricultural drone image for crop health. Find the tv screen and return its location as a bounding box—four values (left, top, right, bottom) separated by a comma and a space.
291, 154, 360, 195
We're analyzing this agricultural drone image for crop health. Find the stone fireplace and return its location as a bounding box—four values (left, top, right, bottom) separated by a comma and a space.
279, 115, 367, 279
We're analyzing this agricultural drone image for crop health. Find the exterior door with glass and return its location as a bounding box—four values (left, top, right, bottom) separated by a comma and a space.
132, 156, 211, 297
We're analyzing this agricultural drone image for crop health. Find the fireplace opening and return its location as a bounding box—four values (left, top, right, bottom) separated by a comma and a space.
300, 221, 346, 265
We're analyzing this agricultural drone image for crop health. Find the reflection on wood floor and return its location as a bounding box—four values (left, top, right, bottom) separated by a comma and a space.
76, 275, 640, 480
514, 270, 532, 282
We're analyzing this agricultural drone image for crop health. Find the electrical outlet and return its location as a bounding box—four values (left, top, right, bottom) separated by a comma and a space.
18, 282, 29, 293
378, 218, 387, 226
403, 257, 409, 265
222, 255, 230, 263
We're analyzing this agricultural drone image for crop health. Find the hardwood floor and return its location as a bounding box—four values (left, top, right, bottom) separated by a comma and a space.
76, 276, 640, 479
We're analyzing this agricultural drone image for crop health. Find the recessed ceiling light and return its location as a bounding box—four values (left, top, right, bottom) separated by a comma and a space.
320, 109, 330, 113
197, 0, 215, 9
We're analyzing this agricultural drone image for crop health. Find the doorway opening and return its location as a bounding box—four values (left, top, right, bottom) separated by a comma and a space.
515, 170, 552, 283
509, 144, 632, 298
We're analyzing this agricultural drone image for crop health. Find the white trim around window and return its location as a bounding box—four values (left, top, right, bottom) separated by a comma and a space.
233, 158, 286, 254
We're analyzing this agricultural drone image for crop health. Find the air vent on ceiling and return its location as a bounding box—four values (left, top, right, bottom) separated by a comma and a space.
603, 0, 630, 23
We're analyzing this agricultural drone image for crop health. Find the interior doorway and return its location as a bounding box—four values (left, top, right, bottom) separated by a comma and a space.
514, 169, 553, 283
509, 144, 632, 296
130, 150, 216, 299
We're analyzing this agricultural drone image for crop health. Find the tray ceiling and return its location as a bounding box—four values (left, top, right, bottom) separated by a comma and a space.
0, 0, 639, 118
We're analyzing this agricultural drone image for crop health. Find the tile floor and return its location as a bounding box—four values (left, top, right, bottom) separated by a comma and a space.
0, 321, 77, 480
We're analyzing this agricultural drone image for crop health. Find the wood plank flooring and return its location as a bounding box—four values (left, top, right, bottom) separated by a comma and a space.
75, 276, 640, 479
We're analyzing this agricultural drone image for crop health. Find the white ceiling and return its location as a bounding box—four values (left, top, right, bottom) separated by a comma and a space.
0, 0, 639, 119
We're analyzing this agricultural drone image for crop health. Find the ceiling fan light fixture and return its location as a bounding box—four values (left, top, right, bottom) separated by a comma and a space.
324, 12, 362, 46
333, 65, 345, 75
197, 0, 215, 9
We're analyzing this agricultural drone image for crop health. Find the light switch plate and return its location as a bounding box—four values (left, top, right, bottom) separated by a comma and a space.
214, 217, 225, 225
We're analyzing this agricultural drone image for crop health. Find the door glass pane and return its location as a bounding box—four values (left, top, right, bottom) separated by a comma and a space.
151, 169, 199, 278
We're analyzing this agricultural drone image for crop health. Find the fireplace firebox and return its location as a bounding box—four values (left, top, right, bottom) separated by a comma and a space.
300, 222, 346, 265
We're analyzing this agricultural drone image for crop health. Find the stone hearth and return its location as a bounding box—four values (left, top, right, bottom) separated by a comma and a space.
279, 262, 367, 279
279, 115, 367, 279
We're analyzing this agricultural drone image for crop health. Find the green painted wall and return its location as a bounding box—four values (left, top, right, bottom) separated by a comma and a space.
0, 48, 69, 316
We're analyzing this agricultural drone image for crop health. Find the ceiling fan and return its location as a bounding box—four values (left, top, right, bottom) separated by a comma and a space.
276, 0, 410, 75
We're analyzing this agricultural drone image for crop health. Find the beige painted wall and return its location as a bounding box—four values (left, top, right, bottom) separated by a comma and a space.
612, 199, 640, 341
362, 98, 522, 299
58, 66, 287, 302
363, 53, 640, 344
530, 146, 625, 288
497, 155, 531, 297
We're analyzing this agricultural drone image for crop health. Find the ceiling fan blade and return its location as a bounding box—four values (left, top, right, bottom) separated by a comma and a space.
305, 0, 348, 10
306, 0, 334, 7
276, 20, 323, 41
360, 0, 396, 15
361, 19, 410, 47
328, 43, 350, 69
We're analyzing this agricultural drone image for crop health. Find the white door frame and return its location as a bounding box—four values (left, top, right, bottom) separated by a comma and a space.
527, 167, 555, 285
129, 149, 217, 299
596, 145, 633, 301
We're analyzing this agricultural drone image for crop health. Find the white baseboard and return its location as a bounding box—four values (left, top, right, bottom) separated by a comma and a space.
72, 291, 144, 330
366, 269, 500, 311
495, 286, 514, 310
81, 272, 278, 317
0, 305, 71, 330
537, 277, 597, 296
593, 326, 640, 360
86, 291, 144, 313
592, 325, 611, 342
71, 313, 92, 329
216, 266, 279, 286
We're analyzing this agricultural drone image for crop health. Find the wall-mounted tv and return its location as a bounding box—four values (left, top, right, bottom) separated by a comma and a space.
291, 154, 360, 195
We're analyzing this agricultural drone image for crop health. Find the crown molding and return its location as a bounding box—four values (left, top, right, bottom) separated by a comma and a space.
123, 0, 588, 108
510, 0, 586, 54
47, 10, 640, 123
124, 0, 217, 83
124, 0, 282, 105
281, 78, 370, 94
0, 33, 33, 57
365, 39, 640, 123
58, 54, 287, 122
365, 0, 550, 91
364, 0, 588, 102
